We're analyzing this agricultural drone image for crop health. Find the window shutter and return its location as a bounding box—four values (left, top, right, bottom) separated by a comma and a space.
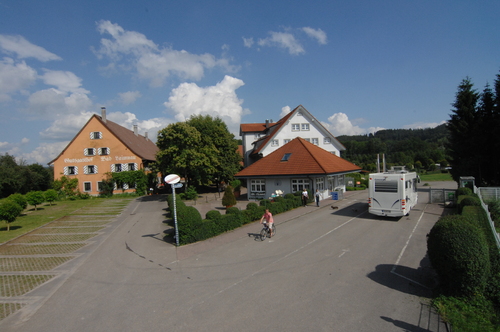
123, 183, 129, 190
63, 166, 68, 175
74, 166, 78, 175
111, 164, 115, 172
83, 165, 88, 174
94, 165, 98, 174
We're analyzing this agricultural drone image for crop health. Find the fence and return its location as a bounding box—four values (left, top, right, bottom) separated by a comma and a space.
477, 187, 500, 249
429, 188, 456, 204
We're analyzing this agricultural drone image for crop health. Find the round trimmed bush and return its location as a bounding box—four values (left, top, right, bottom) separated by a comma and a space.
7, 193, 27, 210
427, 214, 490, 298
226, 207, 240, 215
205, 210, 221, 220
456, 187, 473, 196
246, 202, 258, 210
259, 199, 271, 207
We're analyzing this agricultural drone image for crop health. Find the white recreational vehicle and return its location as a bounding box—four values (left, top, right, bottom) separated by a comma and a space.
368, 166, 419, 217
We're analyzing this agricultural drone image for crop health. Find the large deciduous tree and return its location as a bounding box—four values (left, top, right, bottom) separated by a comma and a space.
156, 122, 218, 188
186, 115, 242, 186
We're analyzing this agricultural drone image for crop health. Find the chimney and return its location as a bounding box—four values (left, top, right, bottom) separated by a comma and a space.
133, 125, 138, 136
265, 119, 269, 128
145, 132, 149, 141
101, 107, 107, 123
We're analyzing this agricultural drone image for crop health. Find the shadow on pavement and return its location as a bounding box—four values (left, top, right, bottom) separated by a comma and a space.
367, 257, 438, 298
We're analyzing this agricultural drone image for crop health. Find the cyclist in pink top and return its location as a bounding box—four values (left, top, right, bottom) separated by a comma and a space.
260, 208, 274, 237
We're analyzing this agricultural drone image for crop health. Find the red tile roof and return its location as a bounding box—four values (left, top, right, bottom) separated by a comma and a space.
49, 114, 158, 164
235, 137, 361, 177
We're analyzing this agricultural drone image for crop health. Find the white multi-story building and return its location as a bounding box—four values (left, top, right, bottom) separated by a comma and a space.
240, 105, 345, 167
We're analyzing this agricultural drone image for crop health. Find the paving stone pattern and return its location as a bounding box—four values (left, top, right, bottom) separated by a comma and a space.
0, 199, 130, 322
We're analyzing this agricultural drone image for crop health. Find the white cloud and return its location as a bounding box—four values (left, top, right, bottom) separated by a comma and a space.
94, 20, 236, 87
0, 57, 37, 101
164, 75, 249, 136
41, 69, 90, 94
27, 88, 92, 120
402, 121, 446, 129
39, 111, 95, 140
22, 141, 69, 165
243, 37, 254, 48
258, 31, 305, 55
280, 106, 291, 118
0, 35, 62, 62
118, 90, 142, 105
322, 112, 384, 136
105, 110, 171, 143
302, 27, 327, 45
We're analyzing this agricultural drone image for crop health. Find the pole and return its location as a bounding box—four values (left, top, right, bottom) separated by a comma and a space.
172, 184, 180, 247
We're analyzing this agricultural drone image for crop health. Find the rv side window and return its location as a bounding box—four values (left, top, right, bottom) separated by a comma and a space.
375, 179, 398, 193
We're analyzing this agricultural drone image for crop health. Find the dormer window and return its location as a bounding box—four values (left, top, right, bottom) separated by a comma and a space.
281, 153, 292, 161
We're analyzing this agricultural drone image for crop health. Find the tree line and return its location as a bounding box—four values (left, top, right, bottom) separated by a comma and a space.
447, 71, 500, 186
0, 154, 53, 199
337, 124, 449, 173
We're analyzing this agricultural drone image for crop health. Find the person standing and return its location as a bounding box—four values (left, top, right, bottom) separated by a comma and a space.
302, 188, 309, 207
315, 189, 321, 207
260, 208, 274, 237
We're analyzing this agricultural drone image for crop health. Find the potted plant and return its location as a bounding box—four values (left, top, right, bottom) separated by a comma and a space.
230, 179, 242, 198
222, 185, 237, 208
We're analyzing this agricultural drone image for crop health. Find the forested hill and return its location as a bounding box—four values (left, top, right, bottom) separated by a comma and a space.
336, 124, 449, 172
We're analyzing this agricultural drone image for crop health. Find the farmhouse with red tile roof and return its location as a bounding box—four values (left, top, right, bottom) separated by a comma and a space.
49, 107, 158, 196
235, 137, 361, 200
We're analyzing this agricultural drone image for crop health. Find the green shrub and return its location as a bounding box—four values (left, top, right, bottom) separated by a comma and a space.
458, 195, 481, 214
246, 202, 258, 210
221, 185, 237, 207
226, 207, 240, 215
78, 192, 91, 199
427, 214, 490, 298
284, 193, 295, 200
176, 206, 202, 245
259, 199, 271, 207
181, 186, 198, 200
6, 193, 27, 210
457, 187, 473, 196
205, 210, 221, 221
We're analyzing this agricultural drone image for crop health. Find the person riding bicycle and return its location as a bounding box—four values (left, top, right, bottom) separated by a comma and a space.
260, 208, 274, 237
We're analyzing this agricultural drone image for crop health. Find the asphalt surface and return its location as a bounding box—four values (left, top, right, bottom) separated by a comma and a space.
0, 182, 456, 331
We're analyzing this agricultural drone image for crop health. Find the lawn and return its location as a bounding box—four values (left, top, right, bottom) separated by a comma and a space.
419, 171, 454, 182
0, 197, 135, 244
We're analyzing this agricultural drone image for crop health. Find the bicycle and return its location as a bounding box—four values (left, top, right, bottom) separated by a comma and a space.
260, 222, 276, 241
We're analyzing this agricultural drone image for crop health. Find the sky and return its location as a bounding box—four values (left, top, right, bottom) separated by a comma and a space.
0, 0, 499, 165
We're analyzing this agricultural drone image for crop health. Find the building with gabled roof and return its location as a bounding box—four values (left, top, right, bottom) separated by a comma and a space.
240, 105, 345, 167
235, 137, 361, 200
48, 107, 158, 196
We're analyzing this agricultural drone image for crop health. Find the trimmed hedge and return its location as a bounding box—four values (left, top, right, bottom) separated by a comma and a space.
427, 214, 490, 298
167, 192, 304, 245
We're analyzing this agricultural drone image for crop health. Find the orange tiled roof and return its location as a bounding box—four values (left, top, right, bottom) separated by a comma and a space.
235, 137, 360, 177
49, 114, 158, 164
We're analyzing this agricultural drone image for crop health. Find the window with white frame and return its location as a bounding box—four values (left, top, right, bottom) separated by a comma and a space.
127, 163, 137, 171
90, 131, 102, 139
304, 138, 311, 142
292, 179, 310, 192
113, 164, 122, 172
324, 137, 331, 144
84, 165, 98, 174
283, 139, 291, 144
315, 178, 325, 191
83, 182, 92, 192
312, 138, 319, 145
271, 139, 279, 147
250, 179, 266, 194
301, 123, 310, 131
84, 148, 95, 156
291, 124, 300, 131
64, 166, 78, 175
254, 133, 261, 139
98, 147, 109, 155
